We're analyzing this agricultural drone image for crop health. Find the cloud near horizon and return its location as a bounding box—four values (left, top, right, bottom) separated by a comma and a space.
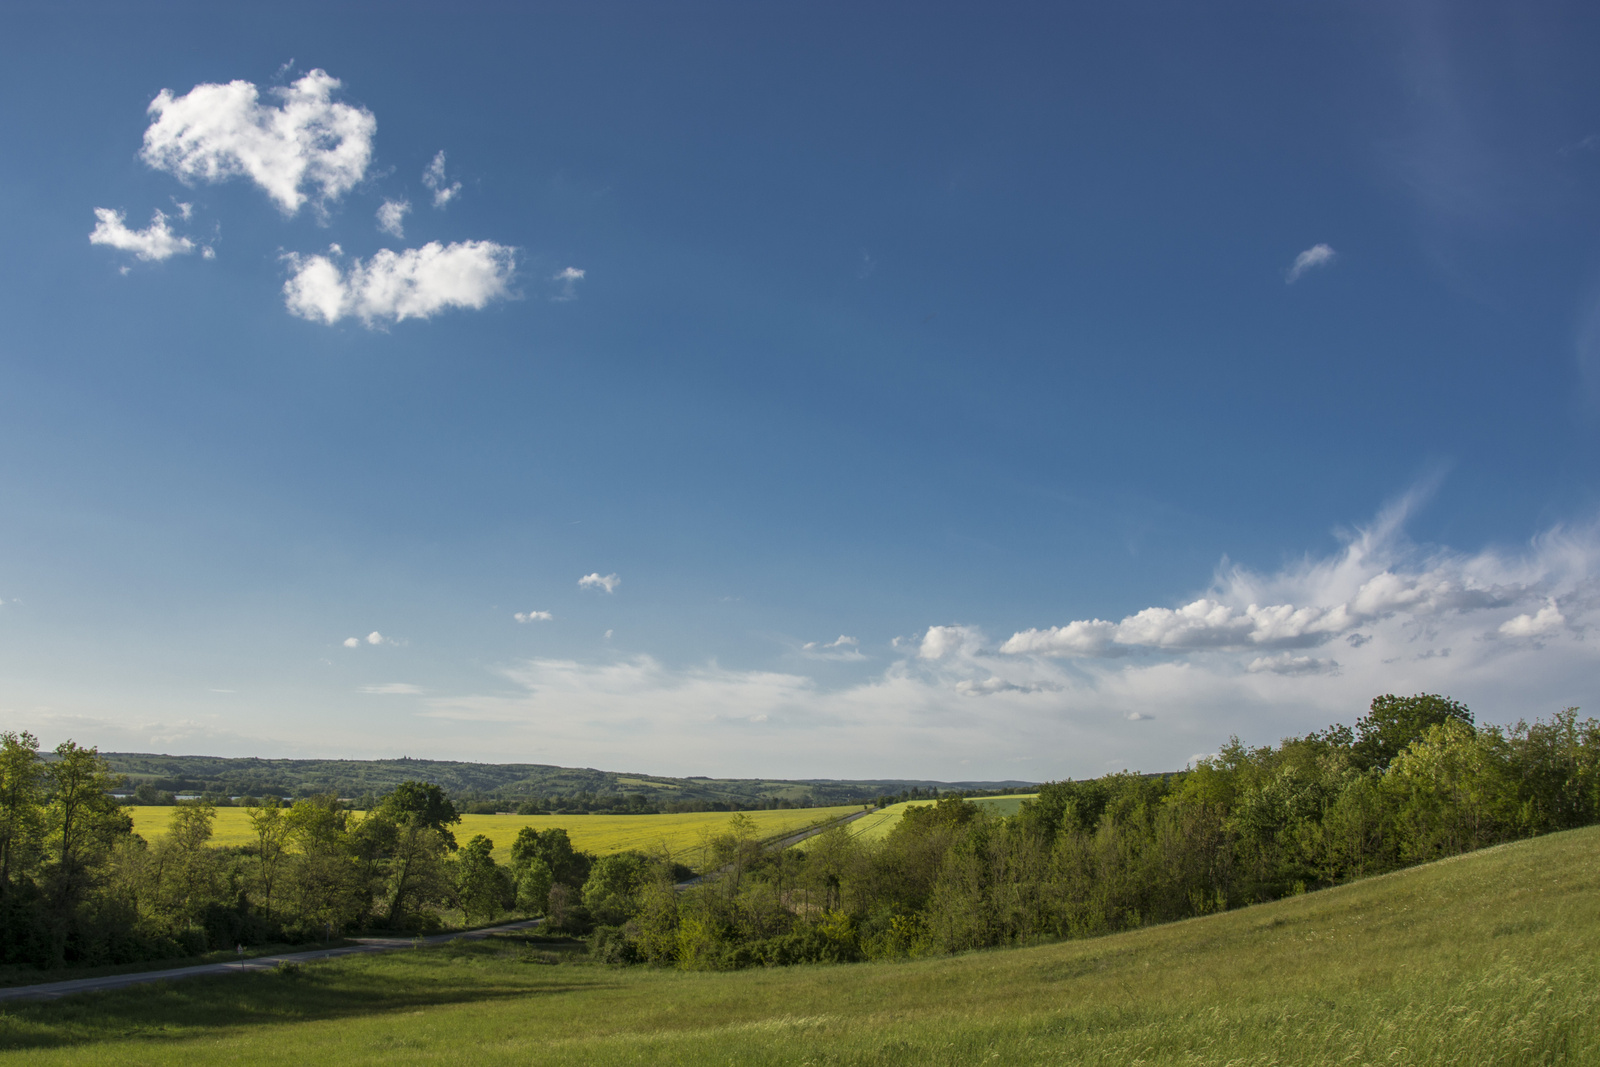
141, 70, 375, 215
283, 241, 516, 326
415, 498, 1600, 779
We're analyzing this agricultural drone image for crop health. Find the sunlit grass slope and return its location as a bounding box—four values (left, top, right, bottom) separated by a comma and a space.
128, 806, 862, 866
841, 793, 1038, 844
10, 820, 1593, 1064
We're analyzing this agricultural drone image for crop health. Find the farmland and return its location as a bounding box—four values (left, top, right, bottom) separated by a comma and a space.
838, 793, 1038, 844
127, 804, 865, 867
2, 820, 1593, 1064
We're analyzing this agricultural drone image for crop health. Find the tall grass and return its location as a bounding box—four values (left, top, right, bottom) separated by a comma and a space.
1, 823, 1594, 1065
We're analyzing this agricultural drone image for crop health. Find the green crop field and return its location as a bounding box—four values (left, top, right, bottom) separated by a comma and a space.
128, 805, 864, 867
835, 793, 1038, 844
12, 813, 1592, 1064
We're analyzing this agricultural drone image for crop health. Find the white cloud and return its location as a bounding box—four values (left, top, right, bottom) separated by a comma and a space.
579, 573, 620, 594
1246, 653, 1340, 676
88, 208, 195, 261
801, 635, 865, 662
376, 198, 410, 238
366, 631, 390, 645
552, 266, 585, 302
515, 610, 553, 623
919, 624, 985, 661
342, 637, 361, 648
422, 150, 461, 207
359, 683, 421, 695
282, 240, 516, 327
141, 69, 375, 215
1499, 602, 1565, 637
1287, 243, 1337, 283
998, 494, 1545, 661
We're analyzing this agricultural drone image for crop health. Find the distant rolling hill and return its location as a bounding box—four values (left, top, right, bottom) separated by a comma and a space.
98, 751, 1033, 812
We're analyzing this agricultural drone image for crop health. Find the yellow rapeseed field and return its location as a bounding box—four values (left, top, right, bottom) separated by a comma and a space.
127, 804, 865, 867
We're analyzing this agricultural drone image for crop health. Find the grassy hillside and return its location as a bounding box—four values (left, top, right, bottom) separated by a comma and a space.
3, 823, 1593, 1064
128, 805, 863, 866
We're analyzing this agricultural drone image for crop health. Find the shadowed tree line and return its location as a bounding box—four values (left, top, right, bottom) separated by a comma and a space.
2, 695, 1595, 974
0, 743, 597, 971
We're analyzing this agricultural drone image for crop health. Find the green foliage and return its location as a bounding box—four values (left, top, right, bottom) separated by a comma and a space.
1353, 692, 1474, 771
453, 835, 512, 926
2, 825, 1596, 1065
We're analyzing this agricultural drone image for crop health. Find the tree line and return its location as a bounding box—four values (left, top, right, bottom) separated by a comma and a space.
2, 694, 1595, 973
566, 696, 1600, 968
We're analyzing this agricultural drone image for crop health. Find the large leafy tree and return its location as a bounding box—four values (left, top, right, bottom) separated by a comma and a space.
1353, 694, 1474, 771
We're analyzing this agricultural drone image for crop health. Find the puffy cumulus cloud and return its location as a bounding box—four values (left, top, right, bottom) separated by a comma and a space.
552, 266, 585, 302
579, 572, 620, 594
88, 208, 195, 261
359, 683, 421, 695
515, 610, 553, 623
141, 70, 375, 215
345, 631, 395, 647
919, 624, 986, 661
343, 637, 361, 648
1499, 603, 1565, 637
422, 151, 461, 207
283, 240, 516, 327
1287, 243, 1337, 283
376, 198, 409, 238
999, 496, 1575, 662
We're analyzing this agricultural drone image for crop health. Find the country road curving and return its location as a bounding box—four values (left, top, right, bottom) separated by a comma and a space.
0, 918, 545, 1003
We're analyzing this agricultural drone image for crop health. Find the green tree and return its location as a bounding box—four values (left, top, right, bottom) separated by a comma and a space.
246, 799, 292, 921
365, 781, 460, 928
582, 852, 648, 926
0, 732, 45, 892
1353, 694, 1473, 772
454, 835, 510, 926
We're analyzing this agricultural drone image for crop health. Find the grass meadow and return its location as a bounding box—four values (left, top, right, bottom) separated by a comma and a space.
128, 805, 865, 867
7, 817, 1592, 1064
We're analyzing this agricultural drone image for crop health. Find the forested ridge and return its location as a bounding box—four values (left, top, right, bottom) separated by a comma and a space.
0, 693, 1594, 976
94, 752, 1027, 814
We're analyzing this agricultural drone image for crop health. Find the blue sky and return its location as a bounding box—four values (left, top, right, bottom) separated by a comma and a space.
2, 2, 1599, 780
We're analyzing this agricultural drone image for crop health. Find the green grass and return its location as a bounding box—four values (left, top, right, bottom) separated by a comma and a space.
2, 824, 1595, 1065
129, 805, 864, 866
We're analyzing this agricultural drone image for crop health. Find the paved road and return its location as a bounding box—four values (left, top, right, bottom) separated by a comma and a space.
0, 918, 545, 1003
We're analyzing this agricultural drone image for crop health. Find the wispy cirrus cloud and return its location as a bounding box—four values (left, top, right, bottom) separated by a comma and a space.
801, 634, 865, 661
552, 266, 585, 302
360, 682, 421, 695
423, 151, 461, 208
283, 240, 516, 327
1286, 243, 1337, 283
140, 69, 375, 215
